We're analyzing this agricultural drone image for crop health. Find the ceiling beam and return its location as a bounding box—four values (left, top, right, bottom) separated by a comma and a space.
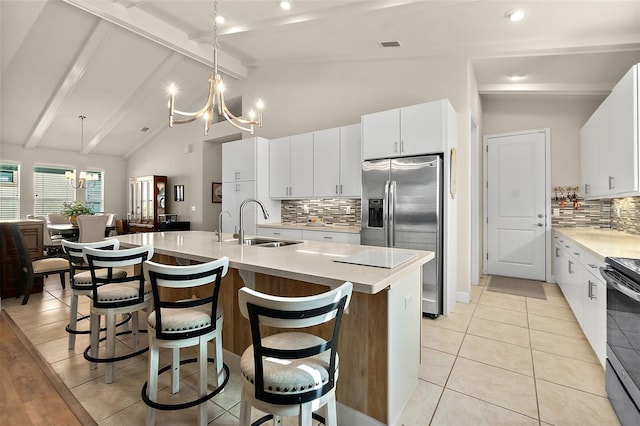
84, 51, 183, 154
478, 83, 612, 96
24, 19, 113, 149
62, 0, 247, 79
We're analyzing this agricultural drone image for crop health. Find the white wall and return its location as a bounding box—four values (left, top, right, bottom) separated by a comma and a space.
482, 96, 602, 188
1, 143, 127, 217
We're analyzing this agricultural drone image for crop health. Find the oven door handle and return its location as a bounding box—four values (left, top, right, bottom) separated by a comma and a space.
600, 267, 640, 302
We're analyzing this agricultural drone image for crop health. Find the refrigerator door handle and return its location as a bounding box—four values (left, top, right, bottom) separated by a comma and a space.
388, 180, 396, 247
384, 180, 390, 247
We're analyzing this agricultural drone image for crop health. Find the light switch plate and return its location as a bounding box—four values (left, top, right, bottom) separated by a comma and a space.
191, 206, 197, 212
553, 208, 560, 217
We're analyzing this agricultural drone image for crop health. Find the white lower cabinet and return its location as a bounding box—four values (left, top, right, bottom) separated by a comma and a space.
256, 228, 303, 240
302, 229, 360, 244
553, 231, 606, 366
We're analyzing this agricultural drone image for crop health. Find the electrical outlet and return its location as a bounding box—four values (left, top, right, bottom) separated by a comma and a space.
191, 206, 196, 212
615, 207, 621, 217
346, 206, 352, 214
303, 205, 309, 214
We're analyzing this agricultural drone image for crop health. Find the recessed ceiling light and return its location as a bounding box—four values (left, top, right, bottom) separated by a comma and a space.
280, 1, 292, 10
505, 9, 526, 22
508, 73, 527, 81
215, 15, 226, 25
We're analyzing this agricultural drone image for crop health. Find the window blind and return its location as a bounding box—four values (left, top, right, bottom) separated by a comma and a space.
34, 166, 74, 215
0, 163, 20, 220
86, 170, 104, 213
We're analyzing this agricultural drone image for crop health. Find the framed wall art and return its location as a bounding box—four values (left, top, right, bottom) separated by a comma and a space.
212, 182, 222, 203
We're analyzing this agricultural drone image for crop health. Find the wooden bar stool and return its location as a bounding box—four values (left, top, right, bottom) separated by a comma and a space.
141, 257, 230, 426
238, 281, 352, 426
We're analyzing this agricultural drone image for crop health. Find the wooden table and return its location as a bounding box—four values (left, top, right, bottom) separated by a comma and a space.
48, 224, 116, 239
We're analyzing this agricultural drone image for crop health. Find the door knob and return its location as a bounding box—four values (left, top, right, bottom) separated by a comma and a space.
534, 223, 544, 227
537, 214, 543, 218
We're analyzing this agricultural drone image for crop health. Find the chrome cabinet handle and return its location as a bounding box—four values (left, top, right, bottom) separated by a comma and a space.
394, 141, 399, 153
323, 236, 333, 239
336, 185, 339, 194
588, 280, 597, 300
340, 184, 343, 194
273, 232, 281, 235
584, 183, 590, 194
534, 223, 544, 227
609, 176, 615, 190
555, 247, 560, 258
568, 260, 574, 274
400, 140, 404, 153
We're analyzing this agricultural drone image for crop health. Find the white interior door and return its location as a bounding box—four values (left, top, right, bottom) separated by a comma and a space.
486, 129, 548, 280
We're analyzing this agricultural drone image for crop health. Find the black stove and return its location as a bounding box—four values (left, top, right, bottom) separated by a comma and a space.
602, 256, 640, 425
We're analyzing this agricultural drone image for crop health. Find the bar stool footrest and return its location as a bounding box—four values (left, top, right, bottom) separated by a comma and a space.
252, 413, 326, 426
82, 329, 148, 363
141, 359, 230, 410
66, 312, 132, 335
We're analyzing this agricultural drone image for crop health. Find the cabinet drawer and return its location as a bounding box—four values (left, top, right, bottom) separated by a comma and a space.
256, 228, 303, 240
302, 230, 360, 244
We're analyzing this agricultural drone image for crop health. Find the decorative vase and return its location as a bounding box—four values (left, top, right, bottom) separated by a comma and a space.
69, 215, 78, 225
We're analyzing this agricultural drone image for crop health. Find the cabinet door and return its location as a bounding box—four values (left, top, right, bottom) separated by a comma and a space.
339, 124, 362, 197
401, 101, 444, 156
302, 229, 360, 244
222, 181, 256, 235
256, 228, 303, 239
269, 136, 291, 198
222, 138, 256, 183
580, 118, 600, 198
290, 132, 314, 198
566, 252, 584, 326
603, 66, 638, 196
362, 109, 400, 160
583, 265, 606, 366
314, 128, 340, 197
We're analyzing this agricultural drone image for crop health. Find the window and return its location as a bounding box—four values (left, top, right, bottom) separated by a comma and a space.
86, 170, 104, 213
33, 166, 74, 215
0, 163, 20, 220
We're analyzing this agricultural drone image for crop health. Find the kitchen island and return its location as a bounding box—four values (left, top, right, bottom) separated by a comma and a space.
113, 230, 433, 425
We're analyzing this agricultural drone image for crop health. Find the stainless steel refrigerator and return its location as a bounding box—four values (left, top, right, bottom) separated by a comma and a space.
361, 155, 443, 317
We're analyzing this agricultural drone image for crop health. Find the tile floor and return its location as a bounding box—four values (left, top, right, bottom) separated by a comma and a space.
1, 275, 621, 425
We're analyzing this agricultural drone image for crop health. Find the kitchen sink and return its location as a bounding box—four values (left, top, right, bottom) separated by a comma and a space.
226, 238, 301, 247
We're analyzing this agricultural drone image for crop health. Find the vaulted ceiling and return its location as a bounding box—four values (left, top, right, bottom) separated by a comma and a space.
2, 0, 639, 159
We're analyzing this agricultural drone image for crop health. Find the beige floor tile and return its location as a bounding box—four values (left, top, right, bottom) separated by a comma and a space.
427, 310, 473, 333
8, 306, 70, 329
542, 282, 563, 294
467, 317, 530, 348
20, 318, 69, 345
450, 301, 476, 316
431, 389, 539, 426
473, 304, 528, 328
98, 399, 226, 425
528, 314, 585, 338
446, 358, 538, 419
418, 347, 456, 386
71, 359, 150, 422
537, 379, 620, 426
527, 294, 570, 309
526, 303, 577, 322
478, 292, 527, 312
398, 379, 443, 425
459, 334, 533, 376
532, 350, 606, 396
470, 287, 483, 304
422, 324, 465, 355
530, 329, 599, 364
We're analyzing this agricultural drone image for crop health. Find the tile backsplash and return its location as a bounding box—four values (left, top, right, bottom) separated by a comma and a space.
551, 196, 640, 236
281, 199, 361, 225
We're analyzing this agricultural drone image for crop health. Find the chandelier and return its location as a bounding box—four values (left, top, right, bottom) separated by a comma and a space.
168, 0, 264, 135
65, 115, 99, 189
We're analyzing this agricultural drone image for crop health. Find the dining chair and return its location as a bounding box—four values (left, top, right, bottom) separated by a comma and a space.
5, 223, 69, 305
83, 244, 154, 384
47, 213, 70, 224
142, 257, 230, 426
32, 215, 64, 256
61, 239, 128, 350
237, 281, 353, 426
77, 214, 109, 243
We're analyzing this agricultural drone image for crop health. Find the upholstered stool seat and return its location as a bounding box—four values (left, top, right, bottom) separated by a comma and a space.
32, 257, 69, 274
62, 240, 127, 350
90, 281, 152, 303
240, 332, 338, 394
142, 258, 230, 426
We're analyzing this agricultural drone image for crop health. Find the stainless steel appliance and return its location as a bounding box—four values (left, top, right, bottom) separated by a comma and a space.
600, 257, 640, 425
361, 155, 443, 317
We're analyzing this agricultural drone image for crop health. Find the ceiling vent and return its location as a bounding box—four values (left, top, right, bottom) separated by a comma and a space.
378, 41, 402, 48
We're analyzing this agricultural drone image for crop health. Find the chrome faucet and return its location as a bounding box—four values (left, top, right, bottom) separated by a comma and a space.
238, 198, 269, 244
217, 210, 231, 242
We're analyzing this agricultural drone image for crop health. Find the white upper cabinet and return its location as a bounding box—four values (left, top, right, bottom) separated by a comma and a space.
222, 138, 258, 183
269, 132, 314, 199
362, 99, 452, 160
313, 124, 361, 198
581, 64, 640, 199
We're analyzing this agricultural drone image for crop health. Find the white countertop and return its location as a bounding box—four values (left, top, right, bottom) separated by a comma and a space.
257, 223, 360, 234
113, 231, 432, 294
553, 227, 640, 260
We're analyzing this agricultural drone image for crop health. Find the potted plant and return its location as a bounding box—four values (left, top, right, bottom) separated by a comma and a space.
61, 201, 94, 224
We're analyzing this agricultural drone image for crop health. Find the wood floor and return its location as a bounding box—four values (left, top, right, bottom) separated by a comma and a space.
0, 310, 95, 426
